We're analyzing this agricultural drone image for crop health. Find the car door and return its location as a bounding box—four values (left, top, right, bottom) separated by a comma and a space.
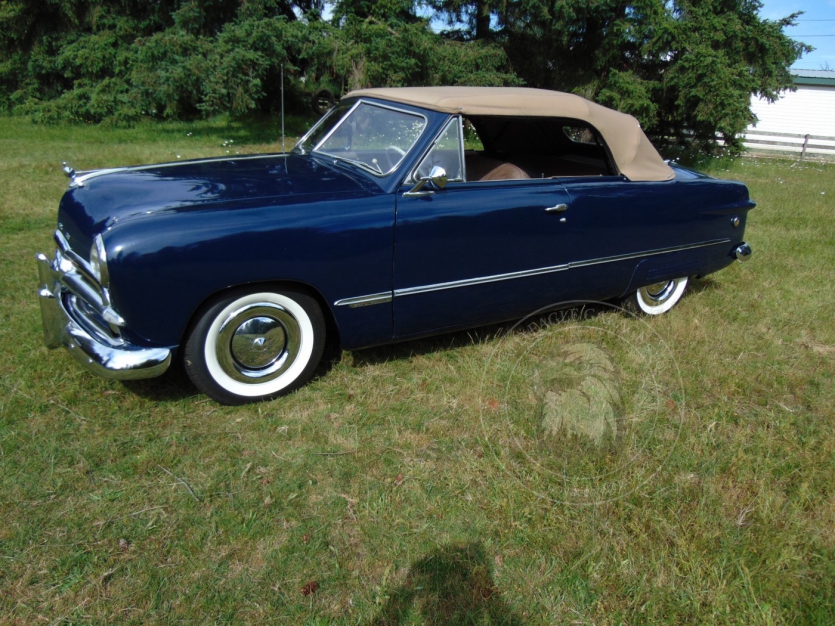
393, 117, 580, 338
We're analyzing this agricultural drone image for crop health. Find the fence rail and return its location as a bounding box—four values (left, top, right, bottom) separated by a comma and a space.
741, 130, 835, 159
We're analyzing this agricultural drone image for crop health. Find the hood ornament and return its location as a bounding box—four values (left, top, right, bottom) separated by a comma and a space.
62, 162, 86, 188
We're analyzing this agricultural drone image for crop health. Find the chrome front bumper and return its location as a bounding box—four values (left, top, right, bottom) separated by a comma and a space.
37, 249, 171, 380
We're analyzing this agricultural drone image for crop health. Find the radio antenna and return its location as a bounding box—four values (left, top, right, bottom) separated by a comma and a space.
281, 63, 286, 155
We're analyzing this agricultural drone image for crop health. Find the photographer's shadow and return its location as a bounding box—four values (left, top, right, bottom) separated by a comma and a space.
370, 542, 524, 626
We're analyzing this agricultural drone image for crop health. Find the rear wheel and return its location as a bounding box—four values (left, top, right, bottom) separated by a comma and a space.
623, 277, 689, 315
184, 287, 325, 405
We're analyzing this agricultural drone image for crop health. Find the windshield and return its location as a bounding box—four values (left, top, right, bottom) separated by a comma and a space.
294, 100, 427, 176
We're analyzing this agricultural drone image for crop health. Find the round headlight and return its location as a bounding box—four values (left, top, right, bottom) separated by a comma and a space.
89, 234, 109, 287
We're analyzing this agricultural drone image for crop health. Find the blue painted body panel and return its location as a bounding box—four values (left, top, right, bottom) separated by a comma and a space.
394, 179, 574, 335
52, 99, 753, 356
392, 172, 752, 338
107, 192, 396, 349
58, 153, 381, 253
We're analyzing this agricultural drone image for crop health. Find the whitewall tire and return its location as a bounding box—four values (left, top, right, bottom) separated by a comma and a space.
184, 287, 325, 405
625, 277, 689, 315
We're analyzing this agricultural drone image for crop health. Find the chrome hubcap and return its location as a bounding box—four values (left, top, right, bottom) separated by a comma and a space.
216, 303, 301, 383
230, 316, 287, 369
641, 280, 678, 303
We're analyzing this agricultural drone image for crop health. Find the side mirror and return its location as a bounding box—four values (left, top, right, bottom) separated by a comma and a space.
425, 165, 448, 189
404, 166, 448, 197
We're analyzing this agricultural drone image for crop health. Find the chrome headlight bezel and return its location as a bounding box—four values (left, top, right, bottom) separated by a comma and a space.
89, 234, 110, 288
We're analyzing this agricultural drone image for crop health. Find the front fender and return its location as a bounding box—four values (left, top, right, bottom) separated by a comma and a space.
106, 194, 395, 348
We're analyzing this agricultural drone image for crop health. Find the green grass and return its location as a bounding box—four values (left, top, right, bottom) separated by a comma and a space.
1, 115, 834, 624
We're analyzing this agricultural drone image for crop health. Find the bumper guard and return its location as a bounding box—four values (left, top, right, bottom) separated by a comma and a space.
37, 250, 171, 380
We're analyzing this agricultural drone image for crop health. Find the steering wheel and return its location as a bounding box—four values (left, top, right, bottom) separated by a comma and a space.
385, 145, 407, 169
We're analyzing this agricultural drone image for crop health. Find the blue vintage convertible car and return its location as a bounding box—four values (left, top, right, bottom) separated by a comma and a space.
37, 87, 753, 404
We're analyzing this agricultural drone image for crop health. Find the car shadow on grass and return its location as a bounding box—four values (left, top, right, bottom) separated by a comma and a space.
687, 275, 720, 295
121, 361, 198, 402
351, 302, 612, 368
118, 326, 507, 403
369, 541, 524, 626
119, 292, 708, 402
121, 304, 610, 401
349, 278, 723, 370
350, 322, 511, 367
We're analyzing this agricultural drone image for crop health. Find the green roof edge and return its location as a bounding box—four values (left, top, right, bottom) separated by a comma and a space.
793, 77, 835, 87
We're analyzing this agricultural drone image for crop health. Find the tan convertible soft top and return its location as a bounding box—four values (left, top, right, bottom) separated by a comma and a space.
345, 86, 674, 182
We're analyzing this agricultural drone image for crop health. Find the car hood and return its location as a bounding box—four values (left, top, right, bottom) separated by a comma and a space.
57, 153, 378, 253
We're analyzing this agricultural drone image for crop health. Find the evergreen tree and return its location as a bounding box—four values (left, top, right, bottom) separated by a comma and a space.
0, 0, 810, 147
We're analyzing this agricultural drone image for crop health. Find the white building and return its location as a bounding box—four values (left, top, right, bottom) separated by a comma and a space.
744, 69, 835, 157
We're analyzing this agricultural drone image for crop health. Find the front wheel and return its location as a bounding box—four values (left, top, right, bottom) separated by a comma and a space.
623, 277, 689, 315
184, 287, 326, 405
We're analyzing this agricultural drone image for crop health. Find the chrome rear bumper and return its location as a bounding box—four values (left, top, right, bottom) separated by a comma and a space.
734, 242, 752, 262
37, 250, 171, 380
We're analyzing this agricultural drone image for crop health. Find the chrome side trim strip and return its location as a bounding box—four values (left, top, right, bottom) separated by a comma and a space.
334, 292, 393, 308
395, 263, 570, 297
395, 238, 731, 299
567, 238, 731, 270
336, 238, 732, 306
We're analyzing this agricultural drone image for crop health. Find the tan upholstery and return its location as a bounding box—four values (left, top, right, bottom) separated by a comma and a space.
464, 153, 500, 180
511, 155, 608, 178
344, 86, 674, 182
464, 153, 530, 181
478, 162, 530, 181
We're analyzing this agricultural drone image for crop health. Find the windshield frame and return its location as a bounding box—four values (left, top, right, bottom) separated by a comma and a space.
293, 100, 354, 156
294, 99, 429, 177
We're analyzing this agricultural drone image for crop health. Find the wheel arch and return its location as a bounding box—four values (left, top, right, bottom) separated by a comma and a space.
179, 279, 342, 354
620, 250, 709, 300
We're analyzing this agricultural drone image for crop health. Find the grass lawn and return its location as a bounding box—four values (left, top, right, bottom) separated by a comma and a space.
1, 115, 833, 624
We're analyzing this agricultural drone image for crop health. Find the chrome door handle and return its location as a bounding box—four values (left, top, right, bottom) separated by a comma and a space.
545, 203, 568, 213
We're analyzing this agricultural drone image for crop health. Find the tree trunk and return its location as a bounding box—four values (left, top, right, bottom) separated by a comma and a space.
475, 0, 490, 40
